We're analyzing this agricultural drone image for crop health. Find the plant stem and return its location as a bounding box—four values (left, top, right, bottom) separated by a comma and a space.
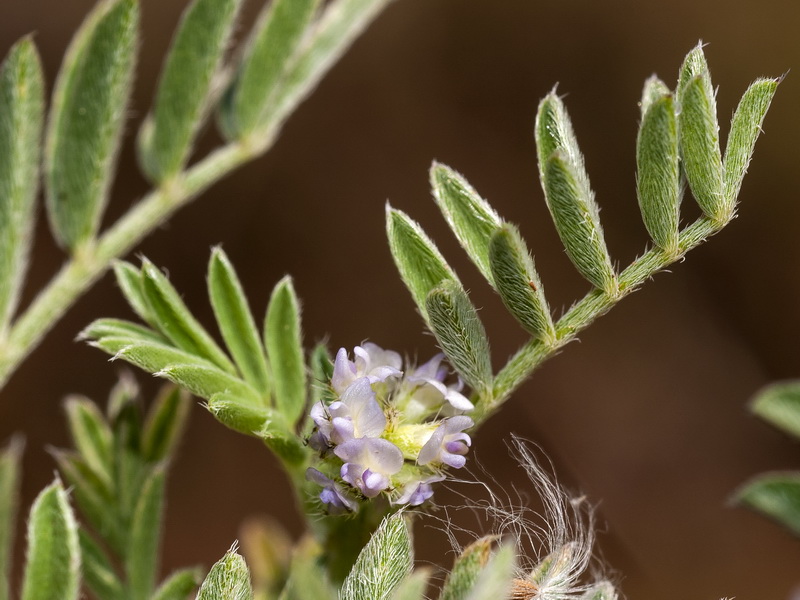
0, 0, 394, 391
474, 215, 725, 424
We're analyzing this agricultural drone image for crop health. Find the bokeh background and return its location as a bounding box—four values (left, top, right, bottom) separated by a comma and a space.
2, 0, 800, 598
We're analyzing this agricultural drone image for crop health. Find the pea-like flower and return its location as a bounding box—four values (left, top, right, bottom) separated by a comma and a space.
335, 437, 404, 497
417, 416, 474, 469
331, 343, 402, 394
392, 474, 446, 506
403, 353, 474, 416
309, 377, 386, 451
305, 468, 358, 514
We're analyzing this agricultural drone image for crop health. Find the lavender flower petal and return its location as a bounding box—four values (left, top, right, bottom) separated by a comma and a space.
392, 474, 446, 506
335, 438, 404, 496
306, 468, 358, 513
418, 416, 474, 468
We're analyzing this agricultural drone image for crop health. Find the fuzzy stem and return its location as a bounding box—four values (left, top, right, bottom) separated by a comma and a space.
0, 0, 394, 391
474, 215, 726, 424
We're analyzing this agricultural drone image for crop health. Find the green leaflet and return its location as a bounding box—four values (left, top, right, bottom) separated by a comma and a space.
20, 480, 81, 600
636, 85, 680, 252
463, 543, 516, 600
386, 205, 460, 322
536, 94, 617, 294
278, 547, 336, 600
750, 381, 800, 440
723, 77, 779, 207
140, 259, 236, 374
125, 466, 165, 600
265, 276, 306, 427
50, 450, 123, 554
64, 396, 114, 488
735, 473, 800, 536
197, 550, 253, 600
208, 248, 271, 396
152, 568, 202, 600
142, 385, 191, 464
79, 530, 125, 600
676, 45, 724, 220
439, 537, 495, 600
79, 318, 170, 345
0, 436, 23, 600
639, 75, 670, 116
340, 512, 412, 600
207, 392, 272, 436
426, 281, 492, 397
0, 39, 44, 333
45, 0, 138, 250
489, 226, 555, 343
114, 261, 158, 329
256, 410, 308, 467
431, 163, 503, 286
219, 0, 320, 139
157, 364, 262, 406
138, 0, 243, 182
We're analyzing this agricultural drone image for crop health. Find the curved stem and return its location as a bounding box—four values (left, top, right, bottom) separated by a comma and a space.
474, 215, 726, 425
0, 0, 394, 391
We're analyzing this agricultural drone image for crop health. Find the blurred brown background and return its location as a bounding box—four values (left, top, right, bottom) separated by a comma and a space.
2, 0, 800, 598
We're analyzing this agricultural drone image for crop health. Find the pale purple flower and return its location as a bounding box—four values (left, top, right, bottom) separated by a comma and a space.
331, 343, 402, 394
335, 437, 404, 497
306, 468, 358, 514
406, 353, 473, 413
392, 474, 446, 506
309, 377, 386, 449
417, 416, 474, 469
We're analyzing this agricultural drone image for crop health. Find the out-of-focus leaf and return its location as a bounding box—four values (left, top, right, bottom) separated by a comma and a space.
390, 569, 430, 600
0, 436, 24, 600
142, 385, 191, 464
750, 381, 800, 440
79, 529, 125, 600
426, 281, 492, 397
735, 472, 800, 536
277, 541, 335, 600
439, 537, 495, 600
431, 163, 503, 286
580, 581, 618, 600
0, 39, 44, 332
197, 549, 253, 600
138, 0, 242, 182
340, 512, 412, 600
463, 542, 516, 600
152, 567, 202, 600
125, 466, 165, 600
20, 479, 81, 600
64, 396, 113, 487
386, 206, 460, 322
489, 226, 555, 343
219, 0, 319, 139
140, 259, 236, 374
208, 248, 271, 396
723, 77, 779, 208
45, 0, 139, 250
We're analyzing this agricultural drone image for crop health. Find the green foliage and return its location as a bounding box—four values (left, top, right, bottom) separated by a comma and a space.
0, 39, 44, 334
735, 382, 800, 536
439, 537, 494, 600
45, 0, 139, 250
54, 378, 196, 600
138, 0, 243, 182
387, 44, 777, 424
0, 437, 23, 600
197, 549, 253, 600
535, 93, 617, 295
462, 542, 516, 600
390, 569, 430, 600
20, 480, 81, 600
277, 541, 336, 600
85, 252, 314, 472
636, 77, 680, 253
152, 569, 204, 600
219, 0, 320, 139
581, 581, 619, 600
340, 512, 413, 600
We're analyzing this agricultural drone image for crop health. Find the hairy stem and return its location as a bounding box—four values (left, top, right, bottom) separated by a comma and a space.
474, 215, 725, 424
0, 0, 394, 391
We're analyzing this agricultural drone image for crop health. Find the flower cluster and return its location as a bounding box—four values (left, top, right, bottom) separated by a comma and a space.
306, 343, 474, 513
